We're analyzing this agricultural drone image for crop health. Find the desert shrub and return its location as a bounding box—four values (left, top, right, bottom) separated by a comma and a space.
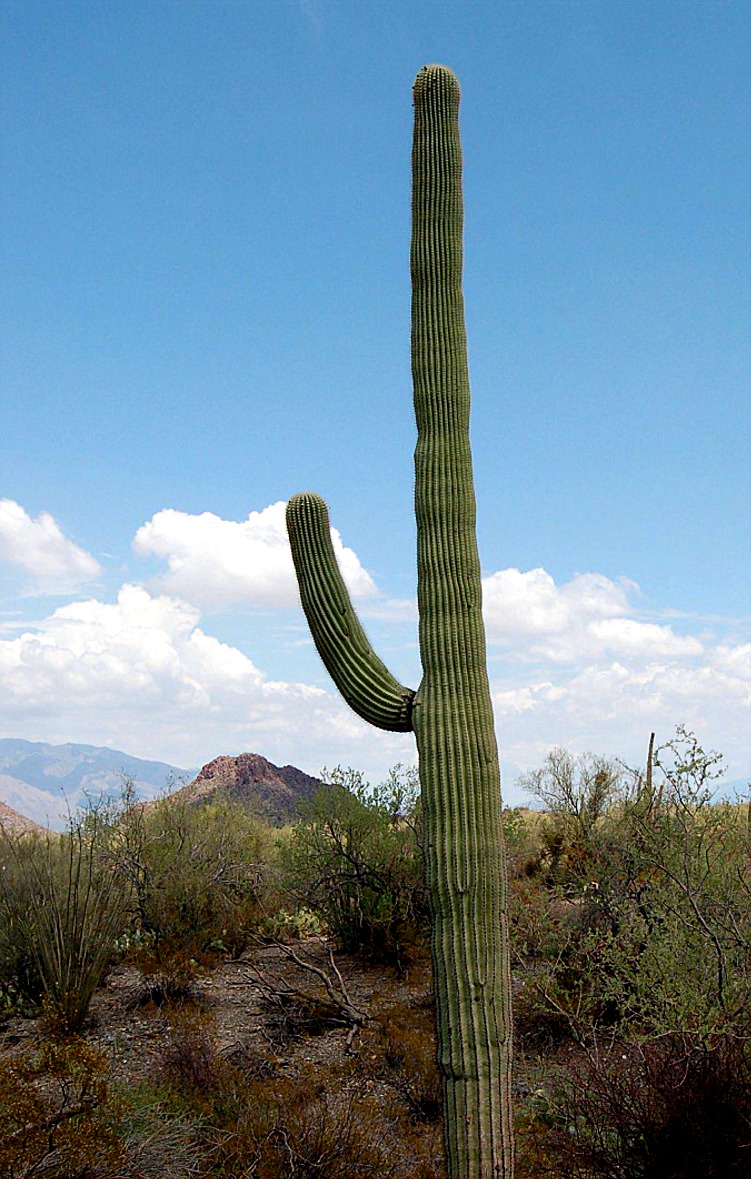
502, 807, 548, 880
157, 1007, 223, 1094
373, 997, 442, 1123
111, 1103, 201, 1179
250, 975, 363, 1043
111, 789, 274, 959
517, 749, 622, 886
0, 1036, 202, 1179
514, 729, 751, 1046
0, 1037, 124, 1178
0, 812, 128, 1033
0, 840, 45, 1017
210, 1079, 400, 1179
280, 765, 429, 968
521, 1031, 751, 1179
265, 904, 326, 941
580, 729, 751, 1038
127, 946, 204, 1010
514, 729, 751, 1176
153, 1013, 400, 1178
246, 1085, 400, 1179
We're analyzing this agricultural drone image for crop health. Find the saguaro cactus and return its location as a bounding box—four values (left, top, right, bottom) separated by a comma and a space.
286, 65, 514, 1178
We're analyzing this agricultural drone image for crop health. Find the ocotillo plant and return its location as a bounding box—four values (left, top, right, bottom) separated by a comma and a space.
286, 65, 514, 1178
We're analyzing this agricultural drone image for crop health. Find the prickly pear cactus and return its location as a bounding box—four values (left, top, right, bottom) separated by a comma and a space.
286, 65, 514, 1178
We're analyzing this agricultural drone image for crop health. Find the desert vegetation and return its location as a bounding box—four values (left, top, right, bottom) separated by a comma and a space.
0, 727, 749, 1177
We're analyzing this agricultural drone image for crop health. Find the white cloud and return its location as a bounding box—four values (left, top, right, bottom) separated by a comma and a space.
589, 618, 702, 659
133, 502, 377, 611
710, 643, 751, 678
0, 542, 747, 807
493, 650, 750, 804
0, 583, 410, 778
482, 566, 702, 663
482, 567, 631, 642
0, 500, 101, 592
0, 584, 296, 714
478, 565, 749, 796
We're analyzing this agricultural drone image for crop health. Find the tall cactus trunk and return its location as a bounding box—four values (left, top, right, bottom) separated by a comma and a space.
286, 65, 515, 1178
411, 64, 514, 1178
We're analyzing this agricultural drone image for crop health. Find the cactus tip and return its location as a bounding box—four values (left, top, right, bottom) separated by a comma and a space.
413, 63, 460, 102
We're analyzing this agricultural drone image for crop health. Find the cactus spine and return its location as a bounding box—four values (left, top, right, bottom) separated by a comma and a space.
286, 65, 514, 1178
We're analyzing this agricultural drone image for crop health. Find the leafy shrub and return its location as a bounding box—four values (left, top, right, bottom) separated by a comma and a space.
514, 728, 751, 1177
111, 788, 273, 959
502, 807, 548, 880
583, 730, 750, 1038
514, 729, 751, 1045
280, 765, 429, 967
517, 748, 621, 886
0, 843, 45, 1017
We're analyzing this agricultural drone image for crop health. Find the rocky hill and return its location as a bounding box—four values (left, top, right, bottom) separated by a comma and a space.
0, 799, 45, 837
0, 740, 323, 831
172, 753, 322, 826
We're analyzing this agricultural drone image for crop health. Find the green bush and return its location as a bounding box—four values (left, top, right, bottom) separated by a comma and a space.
0, 840, 46, 1017
0, 784, 278, 1027
280, 765, 429, 967
517, 748, 622, 887
513, 728, 751, 1177
581, 728, 749, 1039
514, 728, 751, 1043
111, 787, 274, 960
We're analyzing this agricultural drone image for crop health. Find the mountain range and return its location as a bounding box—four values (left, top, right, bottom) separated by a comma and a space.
0, 739, 321, 831
0, 738, 192, 829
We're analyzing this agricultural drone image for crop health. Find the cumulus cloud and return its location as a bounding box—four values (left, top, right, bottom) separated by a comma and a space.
477, 565, 750, 793
0, 586, 252, 712
133, 502, 377, 611
483, 567, 631, 641
0, 536, 747, 801
482, 566, 702, 663
0, 583, 410, 777
0, 500, 101, 592
491, 649, 750, 802
588, 618, 703, 659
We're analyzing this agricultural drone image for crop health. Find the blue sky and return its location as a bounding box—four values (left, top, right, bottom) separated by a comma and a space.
1, 0, 749, 801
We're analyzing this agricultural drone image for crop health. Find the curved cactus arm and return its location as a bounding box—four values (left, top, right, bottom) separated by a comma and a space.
286, 492, 415, 732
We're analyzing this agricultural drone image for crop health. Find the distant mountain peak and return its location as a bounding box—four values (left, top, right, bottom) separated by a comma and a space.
0, 739, 321, 830
174, 752, 321, 825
